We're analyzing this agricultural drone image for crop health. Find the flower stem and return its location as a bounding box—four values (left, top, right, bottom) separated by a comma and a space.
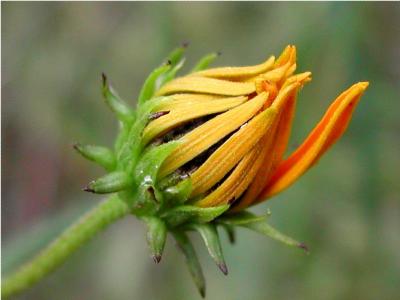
1, 195, 130, 298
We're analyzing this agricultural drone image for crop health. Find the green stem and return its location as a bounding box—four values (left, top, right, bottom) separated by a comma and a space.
1, 195, 130, 298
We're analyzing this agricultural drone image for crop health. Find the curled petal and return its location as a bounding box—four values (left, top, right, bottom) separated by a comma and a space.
232, 76, 310, 211
157, 94, 224, 110
190, 105, 278, 197
259, 82, 369, 199
155, 76, 255, 96
159, 92, 269, 178
275, 45, 296, 67
143, 96, 247, 145
195, 142, 263, 208
190, 56, 275, 80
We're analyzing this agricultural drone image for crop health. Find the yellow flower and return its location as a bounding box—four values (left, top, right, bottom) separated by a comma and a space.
142, 45, 368, 212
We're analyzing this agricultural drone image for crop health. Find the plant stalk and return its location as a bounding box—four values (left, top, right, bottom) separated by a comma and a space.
1, 195, 130, 298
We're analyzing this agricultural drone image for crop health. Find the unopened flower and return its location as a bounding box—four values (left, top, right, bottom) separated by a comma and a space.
3, 44, 369, 299
76, 45, 368, 296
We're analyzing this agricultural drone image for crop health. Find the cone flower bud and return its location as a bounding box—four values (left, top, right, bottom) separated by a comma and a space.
76, 45, 368, 296
2, 45, 368, 299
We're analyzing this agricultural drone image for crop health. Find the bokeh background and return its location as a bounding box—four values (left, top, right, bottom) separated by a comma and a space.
2, 2, 400, 300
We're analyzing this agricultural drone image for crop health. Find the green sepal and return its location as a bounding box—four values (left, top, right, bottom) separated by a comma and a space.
186, 223, 228, 275
117, 96, 170, 172
172, 231, 206, 298
242, 220, 308, 253
158, 45, 187, 86
216, 210, 269, 226
135, 141, 180, 186
114, 122, 130, 153
166, 44, 187, 66
138, 45, 187, 105
163, 205, 229, 228
160, 58, 185, 86
138, 64, 171, 105
84, 171, 131, 194
73, 143, 116, 171
141, 216, 167, 263
130, 141, 180, 215
220, 224, 236, 244
102, 73, 135, 123
191, 52, 219, 72
162, 178, 192, 206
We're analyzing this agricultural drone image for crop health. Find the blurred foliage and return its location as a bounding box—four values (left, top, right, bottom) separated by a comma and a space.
2, 2, 400, 300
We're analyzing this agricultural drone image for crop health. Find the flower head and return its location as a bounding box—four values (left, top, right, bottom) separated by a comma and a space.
76, 45, 368, 297
143, 45, 367, 211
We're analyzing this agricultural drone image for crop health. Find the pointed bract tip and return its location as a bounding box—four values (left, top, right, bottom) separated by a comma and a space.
199, 286, 206, 298
72, 142, 81, 151
101, 72, 107, 86
82, 185, 95, 193
218, 263, 228, 275
298, 242, 310, 254
152, 254, 162, 264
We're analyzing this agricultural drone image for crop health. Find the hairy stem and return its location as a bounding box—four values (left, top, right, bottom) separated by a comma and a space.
2, 195, 130, 298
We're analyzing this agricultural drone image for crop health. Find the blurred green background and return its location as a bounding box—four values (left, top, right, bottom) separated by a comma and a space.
2, 2, 400, 300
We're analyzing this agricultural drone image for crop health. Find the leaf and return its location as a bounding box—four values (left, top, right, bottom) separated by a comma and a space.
84, 171, 131, 194
141, 217, 167, 263
172, 231, 206, 298
186, 223, 228, 275
73, 143, 116, 171
162, 204, 229, 227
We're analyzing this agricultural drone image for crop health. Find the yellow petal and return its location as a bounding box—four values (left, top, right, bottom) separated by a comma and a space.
157, 94, 225, 110
247, 58, 295, 84
231, 80, 305, 211
190, 56, 275, 79
195, 142, 264, 208
251, 45, 297, 85
275, 45, 296, 67
269, 72, 312, 163
158, 92, 269, 178
142, 96, 247, 145
259, 82, 369, 199
155, 76, 255, 97
229, 121, 279, 212
190, 105, 278, 197
282, 72, 312, 89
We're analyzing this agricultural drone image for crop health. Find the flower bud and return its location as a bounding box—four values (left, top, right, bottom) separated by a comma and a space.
77, 45, 368, 297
